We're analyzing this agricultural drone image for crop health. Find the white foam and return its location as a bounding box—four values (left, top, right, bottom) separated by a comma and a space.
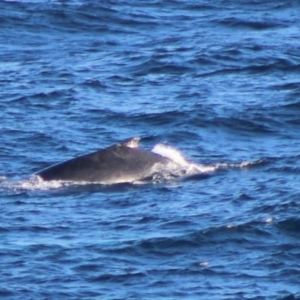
152, 143, 191, 167
214, 159, 265, 170
0, 175, 65, 191
151, 143, 215, 175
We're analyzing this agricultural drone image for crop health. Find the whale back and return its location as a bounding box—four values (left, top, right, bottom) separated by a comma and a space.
37, 140, 171, 184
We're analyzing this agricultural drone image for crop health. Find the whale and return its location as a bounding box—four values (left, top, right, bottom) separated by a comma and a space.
36, 137, 194, 184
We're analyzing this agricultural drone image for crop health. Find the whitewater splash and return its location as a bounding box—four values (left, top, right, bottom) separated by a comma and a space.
151, 143, 216, 174
0, 175, 66, 192
152, 143, 264, 174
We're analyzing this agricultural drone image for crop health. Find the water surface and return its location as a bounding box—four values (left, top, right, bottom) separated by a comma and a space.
1, 1, 300, 299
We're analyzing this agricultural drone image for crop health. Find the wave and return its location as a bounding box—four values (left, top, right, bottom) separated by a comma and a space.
98, 218, 275, 259
215, 16, 288, 30
277, 218, 300, 234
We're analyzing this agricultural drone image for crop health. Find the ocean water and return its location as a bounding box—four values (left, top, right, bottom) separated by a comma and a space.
1, 0, 300, 299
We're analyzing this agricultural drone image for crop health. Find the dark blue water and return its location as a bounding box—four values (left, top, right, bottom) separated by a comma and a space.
1, 1, 300, 299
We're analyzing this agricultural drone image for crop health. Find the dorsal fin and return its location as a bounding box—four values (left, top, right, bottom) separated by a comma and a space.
119, 137, 140, 148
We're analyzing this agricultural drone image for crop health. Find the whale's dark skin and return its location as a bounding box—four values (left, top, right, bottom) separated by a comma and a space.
36, 138, 173, 184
